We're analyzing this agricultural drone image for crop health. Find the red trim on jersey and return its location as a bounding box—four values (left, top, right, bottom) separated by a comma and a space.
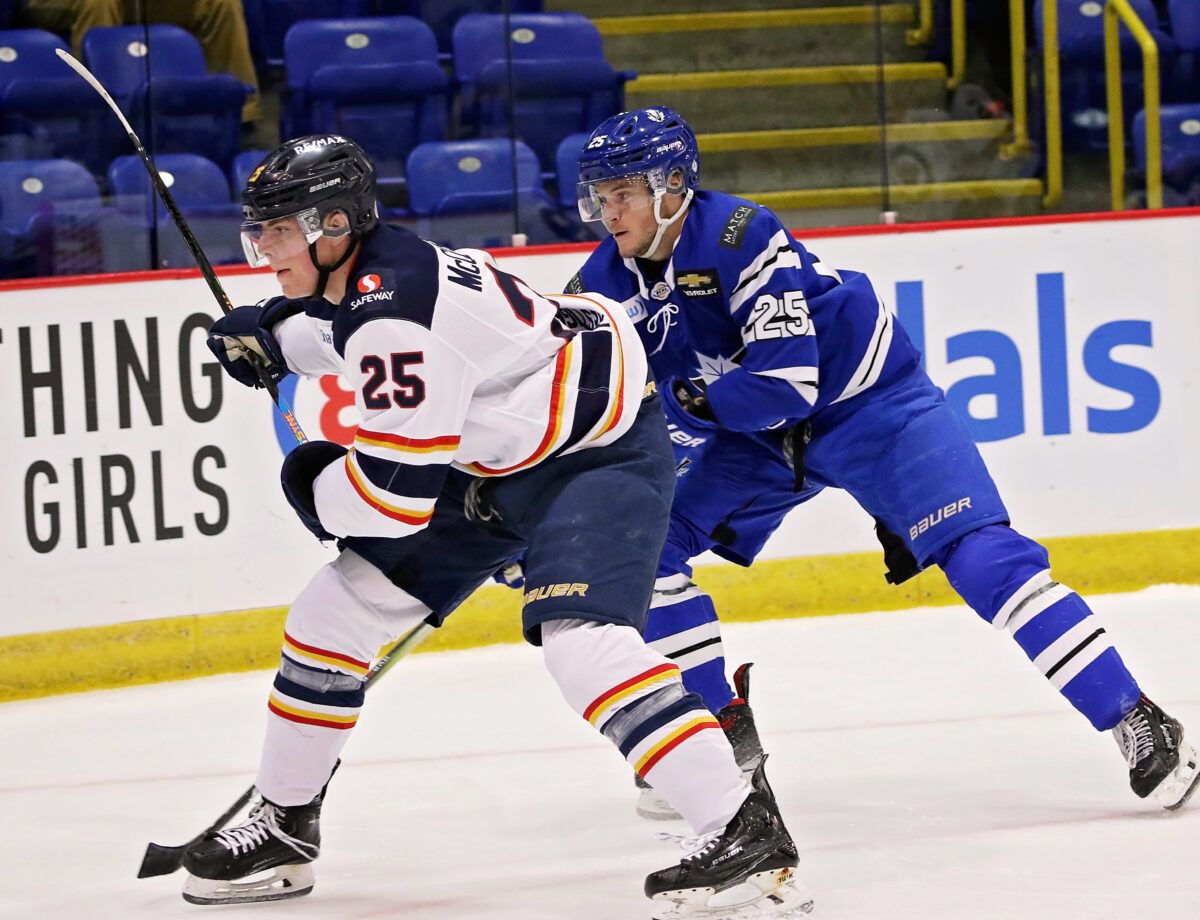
355, 429, 461, 450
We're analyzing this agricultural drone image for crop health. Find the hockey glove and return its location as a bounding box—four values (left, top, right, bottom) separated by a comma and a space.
207, 301, 295, 389
661, 377, 719, 464
280, 440, 347, 541
491, 557, 526, 590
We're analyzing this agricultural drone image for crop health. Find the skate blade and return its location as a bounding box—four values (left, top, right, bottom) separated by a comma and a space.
650, 867, 815, 919
182, 863, 315, 905
1158, 741, 1200, 811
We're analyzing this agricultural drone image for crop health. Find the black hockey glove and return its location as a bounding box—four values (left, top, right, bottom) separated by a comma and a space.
207, 299, 299, 388
670, 378, 717, 423
280, 441, 347, 541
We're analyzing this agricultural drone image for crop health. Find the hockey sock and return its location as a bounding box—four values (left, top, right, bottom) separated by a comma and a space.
258, 657, 365, 806
257, 550, 432, 805
644, 573, 736, 714
936, 524, 1141, 730
542, 618, 749, 834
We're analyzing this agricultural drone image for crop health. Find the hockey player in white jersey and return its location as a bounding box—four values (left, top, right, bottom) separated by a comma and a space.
192, 135, 815, 918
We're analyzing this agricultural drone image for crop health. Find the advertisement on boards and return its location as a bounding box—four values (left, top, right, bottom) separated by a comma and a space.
2, 213, 1197, 636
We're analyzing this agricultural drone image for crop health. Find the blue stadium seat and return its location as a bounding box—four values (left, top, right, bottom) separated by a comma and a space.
373, 1, 544, 55
1035, 0, 1177, 150
1169, 0, 1200, 103
0, 29, 128, 174
108, 153, 243, 268
452, 13, 629, 173
256, 1, 370, 66
283, 17, 448, 191
1169, 0, 1200, 50
1133, 103, 1200, 201
82, 25, 246, 168
554, 132, 589, 209
406, 139, 565, 247
0, 158, 147, 276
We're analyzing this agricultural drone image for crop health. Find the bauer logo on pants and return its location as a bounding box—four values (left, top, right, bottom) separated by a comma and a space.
524, 583, 589, 604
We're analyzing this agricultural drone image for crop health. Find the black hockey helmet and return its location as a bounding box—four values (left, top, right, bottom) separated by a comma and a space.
242, 134, 379, 238
240, 136, 378, 292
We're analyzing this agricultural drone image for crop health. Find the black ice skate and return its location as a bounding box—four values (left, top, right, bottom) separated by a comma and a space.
181, 793, 322, 905
645, 759, 813, 919
1112, 694, 1200, 810
637, 664, 766, 821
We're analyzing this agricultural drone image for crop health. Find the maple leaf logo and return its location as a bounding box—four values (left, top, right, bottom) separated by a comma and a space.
693, 352, 740, 385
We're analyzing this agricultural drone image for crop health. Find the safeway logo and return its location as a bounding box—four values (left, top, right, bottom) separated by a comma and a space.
357, 273, 382, 294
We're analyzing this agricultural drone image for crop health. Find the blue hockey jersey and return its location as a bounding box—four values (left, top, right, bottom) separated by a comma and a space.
570, 190, 921, 433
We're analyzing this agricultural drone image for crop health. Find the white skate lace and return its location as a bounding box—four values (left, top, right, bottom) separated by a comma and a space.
656, 829, 722, 861
1115, 709, 1156, 769
214, 801, 317, 860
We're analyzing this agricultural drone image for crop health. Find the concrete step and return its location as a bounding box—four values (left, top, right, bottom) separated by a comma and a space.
752, 178, 1045, 230
627, 62, 950, 132
597, 6, 923, 71
699, 120, 1028, 189
548, 0, 901, 15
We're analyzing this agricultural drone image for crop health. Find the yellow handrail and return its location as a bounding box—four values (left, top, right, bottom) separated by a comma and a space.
1042, 0, 1063, 206
948, 0, 966, 89
1105, 0, 1162, 210
1003, 0, 1030, 157
907, 0, 934, 46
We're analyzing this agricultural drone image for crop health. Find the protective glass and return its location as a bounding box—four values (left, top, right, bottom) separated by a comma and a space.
239, 208, 324, 267
576, 169, 667, 222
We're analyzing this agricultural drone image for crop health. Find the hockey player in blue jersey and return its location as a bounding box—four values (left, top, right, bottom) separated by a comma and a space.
570, 106, 1199, 820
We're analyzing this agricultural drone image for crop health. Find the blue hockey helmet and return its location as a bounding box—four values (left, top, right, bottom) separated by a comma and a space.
576, 107, 700, 224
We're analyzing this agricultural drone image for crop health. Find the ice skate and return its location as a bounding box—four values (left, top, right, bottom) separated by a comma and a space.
638, 664, 766, 821
645, 759, 814, 919
1113, 695, 1200, 810
181, 793, 322, 904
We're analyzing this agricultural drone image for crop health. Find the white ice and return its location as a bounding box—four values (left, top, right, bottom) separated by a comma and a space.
2, 586, 1198, 919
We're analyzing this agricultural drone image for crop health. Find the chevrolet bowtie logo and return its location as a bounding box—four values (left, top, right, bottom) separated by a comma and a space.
677, 272, 713, 287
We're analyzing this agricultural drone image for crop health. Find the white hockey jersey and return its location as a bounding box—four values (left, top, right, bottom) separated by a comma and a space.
272, 224, 647, 541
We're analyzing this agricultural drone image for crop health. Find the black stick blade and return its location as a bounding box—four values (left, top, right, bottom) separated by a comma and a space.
137, 842, 188, 878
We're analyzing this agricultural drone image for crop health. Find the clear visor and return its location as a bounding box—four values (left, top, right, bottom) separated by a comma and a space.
240, 207, 324, 268
576, 168, 668, 222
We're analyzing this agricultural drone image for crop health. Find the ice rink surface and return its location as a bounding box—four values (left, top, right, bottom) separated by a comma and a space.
2, 585, 1198, 919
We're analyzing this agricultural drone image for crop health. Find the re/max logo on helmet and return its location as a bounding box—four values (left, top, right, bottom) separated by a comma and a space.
293, 135, 345, 154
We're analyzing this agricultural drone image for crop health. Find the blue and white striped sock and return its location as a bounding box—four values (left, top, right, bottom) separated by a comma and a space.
643, 574, 735, 714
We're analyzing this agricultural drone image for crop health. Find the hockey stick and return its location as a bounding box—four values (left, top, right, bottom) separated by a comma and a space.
54, 48, 307, 446
136, 621, 435, 878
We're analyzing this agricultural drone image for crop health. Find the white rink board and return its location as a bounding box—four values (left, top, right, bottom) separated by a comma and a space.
2, 212, 1198, 636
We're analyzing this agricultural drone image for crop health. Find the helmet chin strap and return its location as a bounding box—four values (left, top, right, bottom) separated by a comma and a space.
638, 187, 694, 260
307, 236, 359, 300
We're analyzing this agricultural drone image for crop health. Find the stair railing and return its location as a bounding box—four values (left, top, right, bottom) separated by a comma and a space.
1105, 0, 1162, 209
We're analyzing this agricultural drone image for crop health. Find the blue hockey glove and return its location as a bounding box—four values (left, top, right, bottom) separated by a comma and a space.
206, 302, 293, 389
280, 440, 347, 541
661, 377, 719, 464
